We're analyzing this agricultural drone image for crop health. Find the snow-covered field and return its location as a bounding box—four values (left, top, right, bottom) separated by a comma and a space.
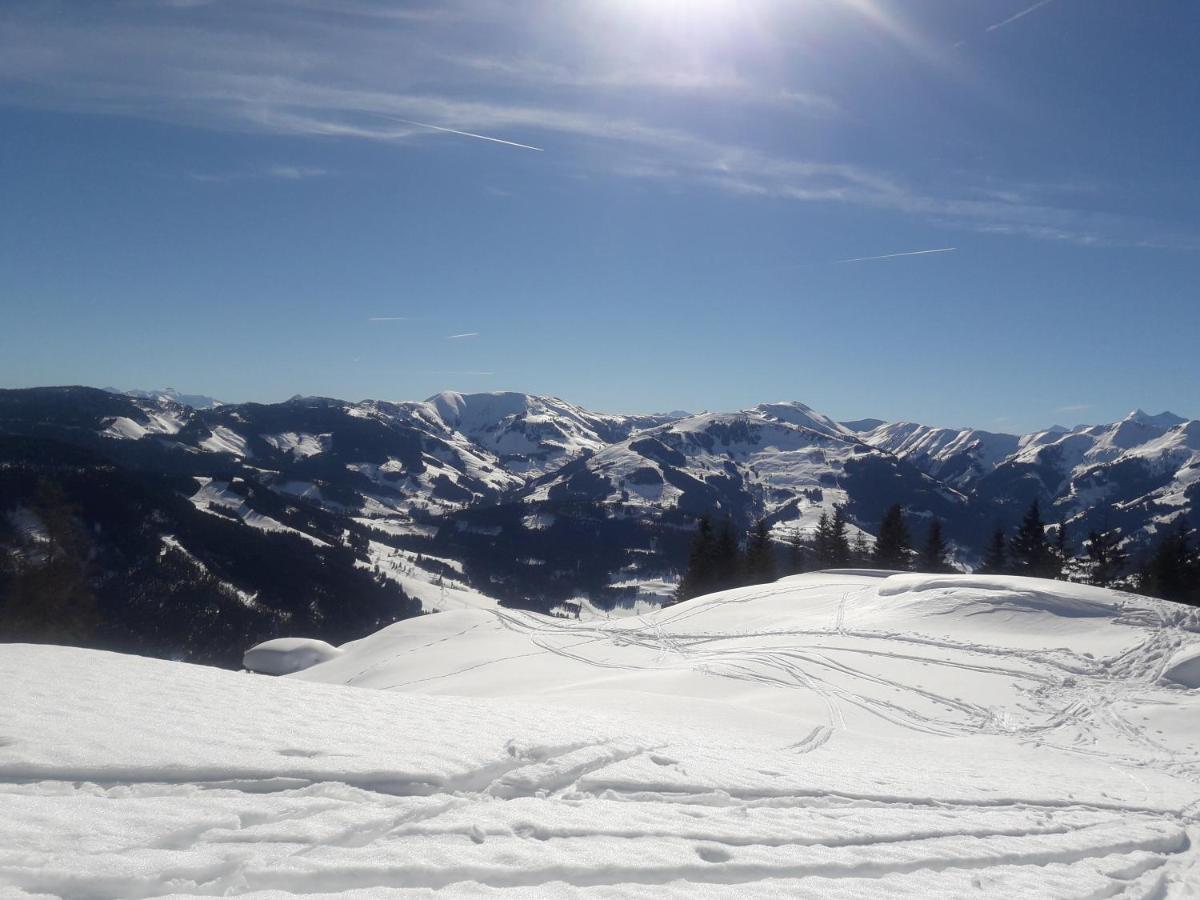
3, 572, 1200, 897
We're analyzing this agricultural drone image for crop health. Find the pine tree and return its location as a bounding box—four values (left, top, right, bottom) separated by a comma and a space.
829, 505, 851, 567
850, 530, 871, 566
979, 526, 1009, 574
814, 505, 851, 568
919, 518, 952, 573
814, 512, 832, 566
872, 504, 911, 570
1010, 499, 1055, 578
1085, 527, 1127, 588
1141, 518, 1199, 605
787, 524, 807, 574
673, 514, 715, 603
712, 518, 742, 590
1051, 519, 1070, 580
743, 519, 777, 585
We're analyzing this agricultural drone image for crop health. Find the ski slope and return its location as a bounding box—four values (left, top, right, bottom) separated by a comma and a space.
3, 573, 1200, 897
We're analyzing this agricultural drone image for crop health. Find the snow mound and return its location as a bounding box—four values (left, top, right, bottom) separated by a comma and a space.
1162, 644, 1200, 688
877, 573, 1119, 618
243, 637, 342, 675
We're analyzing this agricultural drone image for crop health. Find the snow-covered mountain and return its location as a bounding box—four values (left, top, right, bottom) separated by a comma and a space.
864, 409, 1200, 547
2, 386, 1198, 656
106, 385, 225, 409
519, 402, 959, 535
4, 571, 1199, 896
860, 422, 1021, 489
418, 390, 679, 478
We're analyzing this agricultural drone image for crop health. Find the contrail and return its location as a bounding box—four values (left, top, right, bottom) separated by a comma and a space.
375, 114, 544, 152
368, 316, 412, 321
835, 247, 957, 263
446, 332, 480, 339
987, 0, 1055, 32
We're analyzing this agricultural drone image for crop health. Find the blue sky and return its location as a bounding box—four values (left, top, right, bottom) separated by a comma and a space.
1, 0, 1197, 432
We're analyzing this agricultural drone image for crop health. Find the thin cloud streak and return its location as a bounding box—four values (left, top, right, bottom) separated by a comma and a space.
1055, 403, 1092, 412
446, 332, 479, 339
835, 247, 957, 264
368, 316, 414, 321
420, 370, 494, 376
987, 0, 1056, 33
374, 114, 543, 152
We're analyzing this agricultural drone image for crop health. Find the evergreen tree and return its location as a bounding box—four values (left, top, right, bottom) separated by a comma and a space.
919, 518, 952, 573
712, 518, 743, 591
979, 526, 1009, 574
829, 505, 851, 567
1009, 499, 1055, 577
787, 524, 807, 574
1051, 519, 1070, 580
815, 505, 851, 567
1141, 518, 1199, 605
872, 504, 911, 570
743, 519, 777, 585
1085, 527, 1127, 588
673, 514, 715, 603
814, 512, 832, 566
850, 530, 871, 566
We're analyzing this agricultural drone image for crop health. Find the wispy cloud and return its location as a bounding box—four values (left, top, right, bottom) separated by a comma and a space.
446, 332, 479, 340
0, 0, 1187, 250
421, 370, 493, 376
442, 54, 838, 114
264, 164, 328, 179
1055, 403, 1092, 413
987, 0, 1056, 33
835, 247, 957, 264
189, 164, 328, 183
367, 316, 413, 321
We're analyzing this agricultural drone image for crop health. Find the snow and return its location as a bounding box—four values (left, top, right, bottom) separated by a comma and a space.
199, 425, 250, 457
363, 540, 499, 613
3, 572, 1200, 897
261, 431, 331, 459
189, 479, 328, 546
1162, 645, 1200, 689
419, 391, 648, 478
548, 408, 874, 524
101, 410, 185, 441
244, 638, 343, 675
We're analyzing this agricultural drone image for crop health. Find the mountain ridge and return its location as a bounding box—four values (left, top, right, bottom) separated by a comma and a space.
2, 385, 1197, 656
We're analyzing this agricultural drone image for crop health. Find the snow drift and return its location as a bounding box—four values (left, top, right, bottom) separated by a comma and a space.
243, 637, 342, 675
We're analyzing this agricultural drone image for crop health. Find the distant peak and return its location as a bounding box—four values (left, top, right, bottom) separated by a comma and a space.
1123, 409, 1186, 428
841, 417, 886, 433
111, 386, 223, 409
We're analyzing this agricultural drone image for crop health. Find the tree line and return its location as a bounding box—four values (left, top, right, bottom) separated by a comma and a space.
672, 499, 1200, 607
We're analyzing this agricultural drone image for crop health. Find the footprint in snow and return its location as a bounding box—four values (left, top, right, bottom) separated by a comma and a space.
695, 846, 732, 863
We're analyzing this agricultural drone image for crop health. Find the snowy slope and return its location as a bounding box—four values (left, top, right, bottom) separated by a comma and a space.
418, 391, 677, 477
863, 422, 1021, 489
4, 572, 1199, 897
522, 403, 960, 542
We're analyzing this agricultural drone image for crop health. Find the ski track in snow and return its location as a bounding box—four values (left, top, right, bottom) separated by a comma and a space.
3, 573, 1200, 897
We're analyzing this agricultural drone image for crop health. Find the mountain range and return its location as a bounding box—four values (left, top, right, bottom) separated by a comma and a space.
1, 385, 1196, 662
